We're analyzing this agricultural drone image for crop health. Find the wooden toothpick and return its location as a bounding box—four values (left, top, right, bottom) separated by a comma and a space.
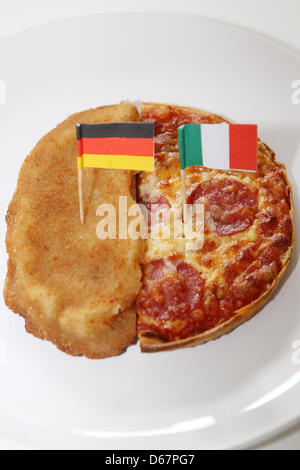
76, 124, 84, 225
181, 168, 186, 222
78, 168, 84, 225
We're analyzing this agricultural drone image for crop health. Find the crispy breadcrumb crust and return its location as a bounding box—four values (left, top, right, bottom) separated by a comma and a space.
4, 101, 143, 359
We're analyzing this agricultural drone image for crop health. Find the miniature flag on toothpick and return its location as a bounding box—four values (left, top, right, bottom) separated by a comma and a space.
178, 123, 257, 172
76, 122, 154, 224
77, 122, 154, 171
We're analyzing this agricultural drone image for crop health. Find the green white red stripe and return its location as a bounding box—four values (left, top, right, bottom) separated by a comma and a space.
178, 123, 257, 172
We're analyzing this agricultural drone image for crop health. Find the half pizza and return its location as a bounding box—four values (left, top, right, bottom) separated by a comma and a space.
137, 102, 294, 352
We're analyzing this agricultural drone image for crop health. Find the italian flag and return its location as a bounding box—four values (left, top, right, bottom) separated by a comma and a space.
178, 123, 257, 172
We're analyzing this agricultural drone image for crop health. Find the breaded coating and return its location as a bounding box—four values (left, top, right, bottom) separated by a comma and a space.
4, 101, 144, 358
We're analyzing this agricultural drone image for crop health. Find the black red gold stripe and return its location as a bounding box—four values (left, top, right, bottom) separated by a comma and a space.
76, 122, 154, 172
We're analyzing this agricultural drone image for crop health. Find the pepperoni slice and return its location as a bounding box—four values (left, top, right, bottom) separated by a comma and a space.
144, 258, 166, 281
137, 259, 206, 341
139, 194, 171, 227
187, 178, 258, 236
139, 194, 170, 212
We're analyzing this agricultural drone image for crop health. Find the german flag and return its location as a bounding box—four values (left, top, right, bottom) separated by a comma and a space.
76, 122, 154, 172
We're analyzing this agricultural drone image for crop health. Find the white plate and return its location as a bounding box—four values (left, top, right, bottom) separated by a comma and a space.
0, 12, 299, 450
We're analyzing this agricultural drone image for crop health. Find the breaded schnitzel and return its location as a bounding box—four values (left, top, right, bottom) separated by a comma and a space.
4, 101, 144, 358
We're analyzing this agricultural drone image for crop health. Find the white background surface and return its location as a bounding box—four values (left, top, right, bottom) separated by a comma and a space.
0, 0, 299, 450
